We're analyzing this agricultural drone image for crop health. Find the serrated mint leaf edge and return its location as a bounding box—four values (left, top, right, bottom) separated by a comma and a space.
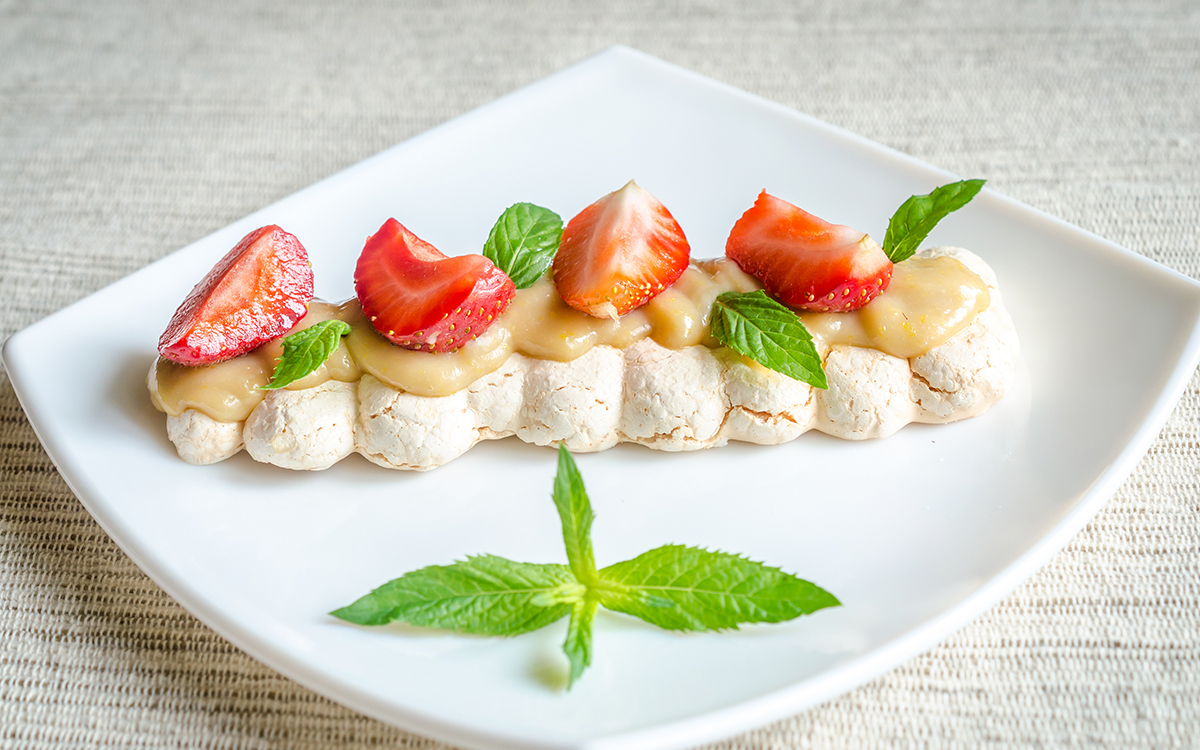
329, 555, 578, 636
553, 445, 598, 584
710, 291, 827, 389
595, 544, 842, 631
260, 319, 351, 391
883, 179, 986, 263
562, 596, 597, 689
483, 202, 563, 289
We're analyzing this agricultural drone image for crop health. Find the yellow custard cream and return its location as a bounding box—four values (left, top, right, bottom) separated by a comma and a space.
150, 255, 989, 423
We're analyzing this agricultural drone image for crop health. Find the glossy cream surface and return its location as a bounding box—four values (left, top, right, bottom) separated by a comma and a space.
150, 256, 988, 421
799, 255, 990, 359
150, 302, 360, 422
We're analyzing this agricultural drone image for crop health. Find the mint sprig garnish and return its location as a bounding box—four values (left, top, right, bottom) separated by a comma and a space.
553, 443, 598, 584
883, 179, 985, 263
483, 203, 564, 288
709, 290, 827, 389
332, 446, 840, 689
596, 545, 839, 630
259, 319, 352, 391
563, 596, 597, 687
332, 555, 579, 635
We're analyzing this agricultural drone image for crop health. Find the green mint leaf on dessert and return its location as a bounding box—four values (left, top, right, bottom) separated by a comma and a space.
562, 596, 597, 689
330, 555, 579, 636
483, 203, 564, 288
710, 291, 827, 389
883, 179, 986, 263
260, 319, 351, 391
334, 448, 839, 689
596, 545, 841, 631
553, 444, 598, 584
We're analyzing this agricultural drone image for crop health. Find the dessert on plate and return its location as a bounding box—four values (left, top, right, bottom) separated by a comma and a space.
149, 180, 1018, 470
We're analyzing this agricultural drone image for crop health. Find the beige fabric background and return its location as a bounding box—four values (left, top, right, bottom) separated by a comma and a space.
2, 0, 1198, 747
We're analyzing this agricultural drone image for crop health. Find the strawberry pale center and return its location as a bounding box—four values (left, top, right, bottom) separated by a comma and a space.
150, 253, 989, 422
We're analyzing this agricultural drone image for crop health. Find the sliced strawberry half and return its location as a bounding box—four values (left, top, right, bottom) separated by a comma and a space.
726, 191, 893, 312
354, 219, 515, 353
158, 225, 314, 365
553, 180, 690, 319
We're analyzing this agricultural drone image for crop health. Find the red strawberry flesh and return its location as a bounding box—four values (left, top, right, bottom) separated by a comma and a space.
354, 219, 515, 353
553, 180, 690, 319
158, 225, 314, 365
725, 191, 892, 312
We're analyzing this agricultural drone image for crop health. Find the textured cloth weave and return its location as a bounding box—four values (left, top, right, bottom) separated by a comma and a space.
2, 1, 1199, 748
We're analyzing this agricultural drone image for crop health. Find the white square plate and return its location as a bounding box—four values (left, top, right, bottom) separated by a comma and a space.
6, 47, 1200, 750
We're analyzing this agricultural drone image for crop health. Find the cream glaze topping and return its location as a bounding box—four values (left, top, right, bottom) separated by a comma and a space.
149, 302, 360, 423
798, 255, 990, 359
150, 255, 988, 421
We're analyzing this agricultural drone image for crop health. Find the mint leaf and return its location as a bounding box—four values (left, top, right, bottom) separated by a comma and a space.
483, 203, 563, 288
260, 319, 351, 391
562, 596, 597, 690
883, 179, 985, 263
553, 445, 598, 585
710, 291, 827, 389
330, 555, 579, 636
596, 544, 840, 631
334, 449, 840, 689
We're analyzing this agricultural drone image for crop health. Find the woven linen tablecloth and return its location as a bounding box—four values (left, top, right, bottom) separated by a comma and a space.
2, 1, 1198, 747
